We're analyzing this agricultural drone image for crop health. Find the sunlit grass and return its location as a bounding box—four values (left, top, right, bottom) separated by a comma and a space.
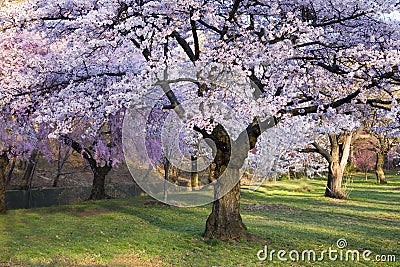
0, 172, 399, 266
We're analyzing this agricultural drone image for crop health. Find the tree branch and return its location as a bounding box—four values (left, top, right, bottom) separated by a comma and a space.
60, 135, 96, 167
170, 30, 197, 62
311, 142, 331, 162
190, 18, 200, 60
288, 89, 361, 116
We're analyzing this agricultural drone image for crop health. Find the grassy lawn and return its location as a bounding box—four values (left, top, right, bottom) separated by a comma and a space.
0, 172, 399, 266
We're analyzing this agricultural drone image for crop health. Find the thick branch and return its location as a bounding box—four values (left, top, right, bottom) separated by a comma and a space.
300, 148, 319, 153
170, 31, 197, 62
190, 19, 200, 60
311, 142, 331, 162
60, 135, 97, 168
228, 0, 242, 21
157, 69, 185, 117
289, 89, 361, 116
236, 117, 277, 150
313, 11, 368, 27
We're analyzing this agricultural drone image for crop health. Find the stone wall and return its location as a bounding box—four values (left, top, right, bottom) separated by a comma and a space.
5, 183, 144, 210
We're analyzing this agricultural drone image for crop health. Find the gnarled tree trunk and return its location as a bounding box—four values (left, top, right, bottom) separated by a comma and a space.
375, 152, 387, 184
0, 154, 9, 214
310, 133, 352, 199
201, 117, 277, 241
372, 133, 400, 184
203, 124, 252, 241
325, 161, 346, 198
324, 133, 352, 199
88, 164, 112, 200
61, 135, 112, 201
204, 168, 247, 240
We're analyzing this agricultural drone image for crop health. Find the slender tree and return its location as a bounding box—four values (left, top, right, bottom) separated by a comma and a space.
352, 144, 376, 181
53, 143, 73, 187
20, 149, 38, 190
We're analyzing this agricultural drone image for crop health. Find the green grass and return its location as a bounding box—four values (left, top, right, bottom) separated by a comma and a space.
0, 172, 399, 266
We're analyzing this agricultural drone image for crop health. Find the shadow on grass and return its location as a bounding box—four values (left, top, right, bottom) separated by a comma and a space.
1, 176, 399, 266
0, 195, 210, 265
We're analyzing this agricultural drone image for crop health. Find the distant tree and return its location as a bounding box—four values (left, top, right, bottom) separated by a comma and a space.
389, 146, 400, 169
52, 142, 73, 187
372, 133, 400, 184
300, 113, 362, 199
4, 156, 16, 186
306, 132, 353, 199
352, 146, 376, 181
20, 149, 38, 190
60, 114, 124, 200
363, 110, 400, 184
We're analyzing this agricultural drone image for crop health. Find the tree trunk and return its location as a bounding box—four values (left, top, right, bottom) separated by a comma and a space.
203, 168, 248, 241
20, 149, 38, 190
53, 173, 61, 187
5, 156, 15, 186
324, 133, 352, 199
60, 135, 113, 200
191, 155, 199, 189
209, 163, 216, 183
53, 144, 71, 187
88, 165, 112, 200
163, 158, 170, 203
53, 144, 62, 187
325, 161, 347, 199
201, 117, 276, 241
0, 154, 9, 214
203, 124, 250, 241
375, 152, 387, 184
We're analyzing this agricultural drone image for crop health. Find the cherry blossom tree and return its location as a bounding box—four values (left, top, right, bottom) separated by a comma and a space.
0, 114, 50, 213
300, 113, 361, 198
363, 109, 400, 183
1, 0, 400, 239
58, 112, 125, 200
351, 135, 376, 180
52, 142, 73, 187
371, 133, 400, 184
